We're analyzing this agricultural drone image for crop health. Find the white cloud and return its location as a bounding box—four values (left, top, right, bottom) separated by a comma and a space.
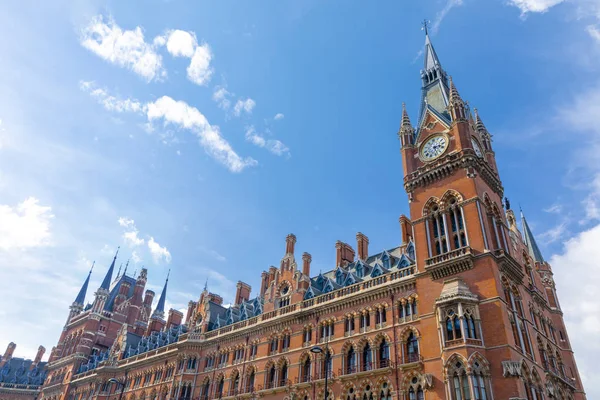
233, 98, 256, 116
80, 15, 164, 81
587, 24, 600, 43
131, 250, 142, 264
147, 96, 257, 172
508, 0, 565, 14
544, 203, 563, 213
81, 83, 256, 172
550, 224, 600, 391
0, 197, 54, 250
148, 236, 171, 263
187, 44, 213, 86
118, 217, 145, 247
212, 86, 231, 110
245, 126, 290, 157
539, 221, 568, 244
163, 30, 197, 58
80, 81, 144, 113
432, 0, 464, 34
274, 113, 285, 120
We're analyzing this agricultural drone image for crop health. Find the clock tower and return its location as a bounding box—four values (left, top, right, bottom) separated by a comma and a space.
397, 25, 586, 399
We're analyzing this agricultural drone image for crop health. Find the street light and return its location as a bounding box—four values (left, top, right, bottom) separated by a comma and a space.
310, 341, 330, 400
108, 371, 127, 400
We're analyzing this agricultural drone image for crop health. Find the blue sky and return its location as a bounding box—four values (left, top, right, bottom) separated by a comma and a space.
1, 0, 600, 396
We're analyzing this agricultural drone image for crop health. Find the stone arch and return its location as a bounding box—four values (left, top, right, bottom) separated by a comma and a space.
440, 189, 464, 208
341, 340, 357, 353
443, 353, 468, 379
399, 325, 421, 341
299, 351, 313, 362
467, 352, 491, 376
357, 336, 372, 351
422, 196, 441, 216
372, 332, 392, 346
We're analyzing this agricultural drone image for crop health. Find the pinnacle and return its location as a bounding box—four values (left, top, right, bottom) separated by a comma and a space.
473, 108, 488, 134
448, 77, 463, 103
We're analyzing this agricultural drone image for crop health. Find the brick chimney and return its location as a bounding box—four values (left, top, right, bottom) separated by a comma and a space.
166, 309, 183, 328
185, 301, 197, 325
1, 342, 16, 367
31, 346, 46, 369
336, 241, 355, 267
206, 293, 223, 306
302, 253, 312, 276
143, 290, 155, 306
356, 232, 369, 260
235, 281, 251, 305
399, 215, 413, 244
285, 234, 296, 255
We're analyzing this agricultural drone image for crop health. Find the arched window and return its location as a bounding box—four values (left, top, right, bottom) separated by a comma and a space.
446, 310, 462, 342
230, 373, 239, 396
346, 387, 356, 400
463, 310, 478, 339
431, 207, 448, 255
408, 386, 424, 400
323, 350, 332, 379
362, 343, 372, 371
450, 361, 471, 400
471, 360, 489, 400
302, 358, 311, 382
346, 347, 356, 374
216, 377, 224, 399
246, 371, 255, 393
380, 382, 393, 400
379, 341, 390, 367
268, 365, 276, 389
406, 332, 419, 363
279, 362, 288, 387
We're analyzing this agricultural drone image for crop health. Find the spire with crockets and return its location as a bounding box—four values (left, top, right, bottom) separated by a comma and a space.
152, 270, 170, 320
74, 262, 94, 305
100, 247, 119, 291
521, 211, 545, 263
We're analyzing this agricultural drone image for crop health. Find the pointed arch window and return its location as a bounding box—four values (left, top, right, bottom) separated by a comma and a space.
449, 199, 467, 249
246, 371, 255, 393
451, 362, 471, 400
379, 340, 390, 368
346, 347, 356, 374
301, 357, 311, 382
431, 208, 449, 255
362, 343, 372, 371
446, 310, 462, 341
279, 363, 288, 387
406, 332, 420, 363
216, 377, 224, 399
463, 310, 478, 340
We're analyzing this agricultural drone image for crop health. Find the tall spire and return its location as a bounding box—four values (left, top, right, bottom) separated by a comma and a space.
398, 103, 415, 147
123, 259, 130, 277
521, 211, 545, 263
100, 247, 119, 290
74, 262, 94, 305
417, 20, 451, 135
152, 270, 169, 319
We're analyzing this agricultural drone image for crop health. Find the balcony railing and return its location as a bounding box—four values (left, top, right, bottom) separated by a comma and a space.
425, 246, 474, 280
404, 353, 421, 364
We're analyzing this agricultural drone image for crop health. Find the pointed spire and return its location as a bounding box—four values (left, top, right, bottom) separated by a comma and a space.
398, 103, 415, 147
123, 259, 130, 277
473, 108, 487, 132
400, 103, 412, 129
74, 262, 94, 305
153, 270, 170, 319
115, 263, 122, 281
422, 19, 442, 72
448, 77, 463, 104
521, 211, 545, 263
203, 278, 208, 292
100, 247, 119, 290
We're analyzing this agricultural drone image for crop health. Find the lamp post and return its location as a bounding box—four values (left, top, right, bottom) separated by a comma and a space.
310, 336, 330, 400
108, 371, 128, 400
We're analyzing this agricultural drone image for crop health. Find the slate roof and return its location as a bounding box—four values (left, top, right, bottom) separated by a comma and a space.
0, 358, 47, 386
206, 297, 263, 332
104, 275, 136, 312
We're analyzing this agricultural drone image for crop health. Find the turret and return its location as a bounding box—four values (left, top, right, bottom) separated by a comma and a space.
68, 263, 93, 322
448, 77, 467, 122
151, 272, 169, 320
398, 103, 415, 148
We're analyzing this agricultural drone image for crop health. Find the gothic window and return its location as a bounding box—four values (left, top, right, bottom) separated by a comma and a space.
431, 207, 449, 255
380, 382, 393, 400
304, 326, 313, 343
301, 357, 311, 382
279, 362, 288, 386
281, 333, 291, 352
321, 350, 333, 379
446, 310, 462, 341
270, 337, 278, 355
360, 311, 371, 329
471, 361, 489, 400
345, 315, 355, 334
216, 377, 224, 399
449, 198, 467, 249
406, 332, 420, 363
362, 343, 372, 371
379, 340, 390, 367
450, 361, 471, 400
230, 373, 240, 396
463, 310, 478, 340
200, 379, 211, 400
267, 365, 276, 389
376, 307, 387, 325
408, 386, 424, 400
246, 370, 255, 393
346, 347, 356, 374
346, 387, 357, 400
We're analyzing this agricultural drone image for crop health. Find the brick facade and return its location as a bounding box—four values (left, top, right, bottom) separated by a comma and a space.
39, 30, 586, 400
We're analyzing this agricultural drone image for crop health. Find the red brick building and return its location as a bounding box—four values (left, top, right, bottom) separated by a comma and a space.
40, 30, 586, 400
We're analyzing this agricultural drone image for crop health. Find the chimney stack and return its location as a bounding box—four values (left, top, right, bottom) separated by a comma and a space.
235, 281, 252, 305
302, 253, 312, 276
143, 290, 155, 306
399, 215, 413, 244
336, 241, 355, 267
1, 342, 16, 366
166, 309, 183, 328
356, 232, 369, 260
32, 346, 46, 367
285, 234, 297, 255
185, 301, 197, 325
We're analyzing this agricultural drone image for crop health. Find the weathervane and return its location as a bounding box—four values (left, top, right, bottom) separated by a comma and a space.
421, 19, 431, 35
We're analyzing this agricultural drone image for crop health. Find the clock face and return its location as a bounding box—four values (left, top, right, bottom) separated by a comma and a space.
471, 138, 483, 157
420, 135, 448, 161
